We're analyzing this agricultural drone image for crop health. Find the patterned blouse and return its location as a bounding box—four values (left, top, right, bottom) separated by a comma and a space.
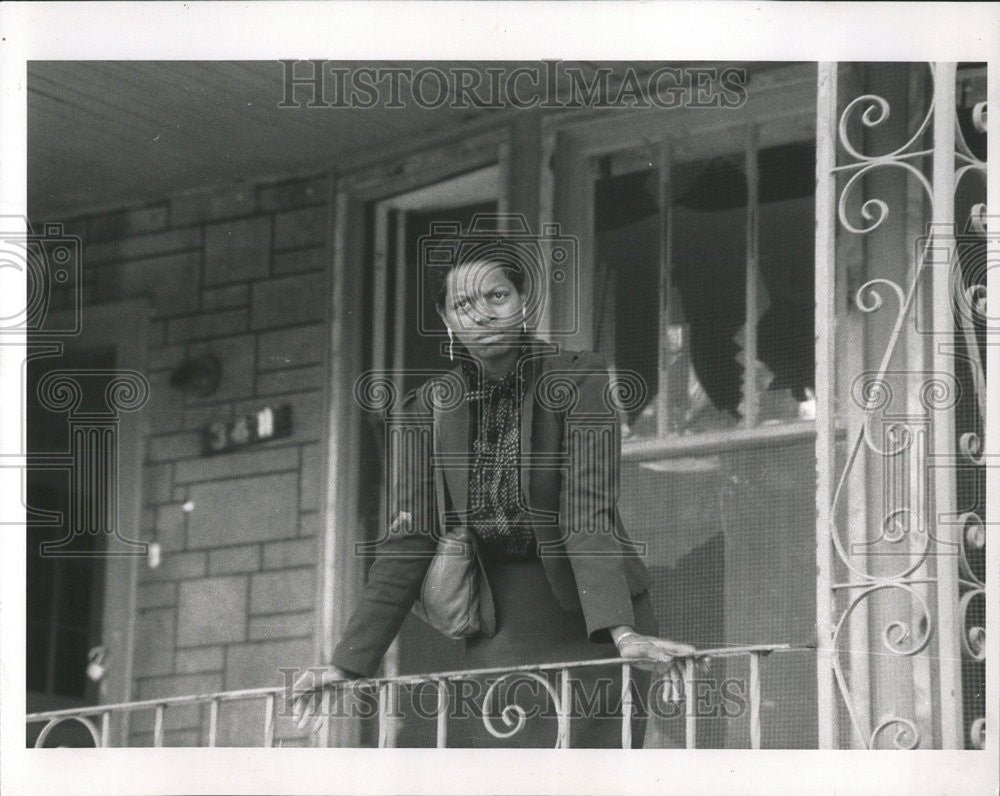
461, 354, 539, 563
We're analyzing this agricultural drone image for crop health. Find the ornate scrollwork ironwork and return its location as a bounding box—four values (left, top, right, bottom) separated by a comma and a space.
969, 717, 986, 750
823, 61, 987, 749
870, 717, 922, 750
480, 671, 567, 747
33, 715, 102, 748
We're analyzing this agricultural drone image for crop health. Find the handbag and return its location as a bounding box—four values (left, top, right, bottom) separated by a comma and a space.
411, 525, 497, 639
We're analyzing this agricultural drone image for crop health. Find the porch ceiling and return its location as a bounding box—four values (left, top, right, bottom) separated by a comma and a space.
27, 60, 781, 220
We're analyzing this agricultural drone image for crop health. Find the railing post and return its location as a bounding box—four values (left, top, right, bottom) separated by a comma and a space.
318, 688, 332, 748
620, 663, 633, 750
378, 682, 396, 748
684, 659, 696, 749
557, 669, 572, 749
153, 704, 165, 747
749, 652, 762, 749
208, 699, 219, 747
435, 679, 449, 749
930, 61, 963, 751
263, 693, 276, 748
100, 711, 111, 748
814, 59, 840, 751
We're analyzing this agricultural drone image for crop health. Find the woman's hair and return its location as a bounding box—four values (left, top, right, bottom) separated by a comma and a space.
426, 238, 528, 312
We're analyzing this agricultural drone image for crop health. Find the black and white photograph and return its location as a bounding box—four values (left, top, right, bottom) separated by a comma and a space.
0, 3, 997, 794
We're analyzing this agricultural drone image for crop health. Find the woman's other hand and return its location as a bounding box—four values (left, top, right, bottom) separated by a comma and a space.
615, 633, 710, 705
291, 665, 353, 733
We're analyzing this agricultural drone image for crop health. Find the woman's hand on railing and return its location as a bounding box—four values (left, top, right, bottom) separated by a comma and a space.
291, 665, 352, 733
615, 634, 710, 705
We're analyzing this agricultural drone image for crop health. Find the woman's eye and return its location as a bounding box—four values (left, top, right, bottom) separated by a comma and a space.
489, 290, 508, 302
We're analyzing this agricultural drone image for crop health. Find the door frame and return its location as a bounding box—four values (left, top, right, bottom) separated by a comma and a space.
27, 298, 151, 745
320, 128, 510, 745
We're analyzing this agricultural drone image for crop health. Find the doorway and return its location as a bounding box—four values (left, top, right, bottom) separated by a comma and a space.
24, 301, 149, 746
356, 167, 498, 746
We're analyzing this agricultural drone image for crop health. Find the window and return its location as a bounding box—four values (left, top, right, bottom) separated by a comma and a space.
545, 77, 823, 744
591, 139, 816, 440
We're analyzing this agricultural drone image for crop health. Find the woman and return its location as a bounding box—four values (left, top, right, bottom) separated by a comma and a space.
294, 241, 701, 747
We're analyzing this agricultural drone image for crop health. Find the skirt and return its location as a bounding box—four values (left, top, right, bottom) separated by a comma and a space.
448, 556, 658, 748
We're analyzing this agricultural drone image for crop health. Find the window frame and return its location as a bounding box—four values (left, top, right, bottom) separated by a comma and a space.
539, 63, 821, 461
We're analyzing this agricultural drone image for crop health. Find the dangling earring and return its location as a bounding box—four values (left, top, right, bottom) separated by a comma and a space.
521, 306, 527, 334
447, 327, 454, 362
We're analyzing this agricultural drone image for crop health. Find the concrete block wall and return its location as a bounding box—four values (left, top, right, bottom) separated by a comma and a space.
60, 173, 331, 746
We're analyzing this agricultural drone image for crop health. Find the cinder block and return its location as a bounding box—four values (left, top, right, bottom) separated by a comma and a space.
133, 608, 176, 677
248, 611, 313, 641
257, 176, 327, 212
204, 217, 271, 285
250, 568, 314, 615
175, 645, 224, 675
173, 446, 299, 485
273, 246, 326, 275
148, 343, 188, 373
298, 512, 320, 538
129, 703, 203, 735
177, 575, 248, 646
208, 190, 254, 221
171, 188, 254, 227
138, 671, 222, 699
187, 473, 298, 547
146, 462, 173, 505
256, 365, 324, 397
256, 324, 325, 371
133, 672, 222, 733
274, 206, 326, 251
162, 728, 201, 747
88, 205, 169, 240
120, 251, 200, 317
145, 369, 185, 435
147, 431, 202, 462
180, 404, 223, 433
154, 503, 187, 551
148, 318, 167, 347
166, 309, 248, 343
298, 443, 325, 512
208, 544, 262, 575
86, 228, 201, 265
262, 538, 317, 570
224, 637, 312, 690
184, 334, 255, 405
60, 217, 88, 240
201, 284, 250, 311
251, 272, 327, 330
137, 581, 177, 609
144, 550, 206, 581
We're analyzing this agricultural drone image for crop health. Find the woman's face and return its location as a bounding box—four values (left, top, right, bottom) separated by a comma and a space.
438, 260, 524, 361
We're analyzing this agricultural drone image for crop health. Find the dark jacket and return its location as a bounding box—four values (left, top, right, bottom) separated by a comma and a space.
332, 339, 652, 677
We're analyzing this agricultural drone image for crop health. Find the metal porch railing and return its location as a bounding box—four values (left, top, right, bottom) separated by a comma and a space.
27, 643, 803, 749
